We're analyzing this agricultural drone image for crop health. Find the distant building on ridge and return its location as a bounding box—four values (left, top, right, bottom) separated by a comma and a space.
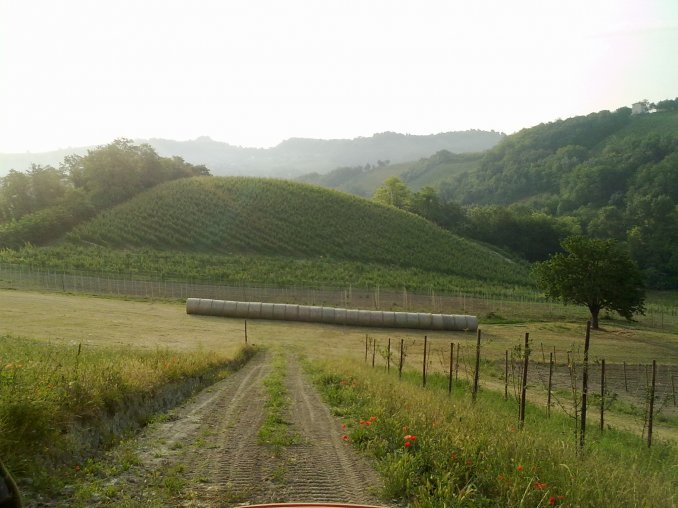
631, 101, 649, 115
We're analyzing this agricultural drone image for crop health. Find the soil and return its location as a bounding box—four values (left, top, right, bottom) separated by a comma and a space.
86, 351, 384, 507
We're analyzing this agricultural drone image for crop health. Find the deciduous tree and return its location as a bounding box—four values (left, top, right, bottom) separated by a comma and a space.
533, 236, 645, 329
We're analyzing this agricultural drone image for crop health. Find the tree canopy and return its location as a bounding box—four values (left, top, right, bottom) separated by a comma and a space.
0, 139, 209, 248
533, 236, 645, 329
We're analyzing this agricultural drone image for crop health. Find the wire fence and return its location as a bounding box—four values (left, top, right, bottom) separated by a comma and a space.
1, 262, 677, 332
365, 336, 677, 445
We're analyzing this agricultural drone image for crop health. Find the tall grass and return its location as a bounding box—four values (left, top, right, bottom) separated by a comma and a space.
311, 358, 677, 507
0, 335, 256, 494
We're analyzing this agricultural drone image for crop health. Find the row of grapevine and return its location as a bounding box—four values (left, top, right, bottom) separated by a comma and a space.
63, 177, 532, 286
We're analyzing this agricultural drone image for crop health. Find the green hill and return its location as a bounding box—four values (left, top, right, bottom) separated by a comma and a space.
298, 151, 482, 198
61, 177, 530, 287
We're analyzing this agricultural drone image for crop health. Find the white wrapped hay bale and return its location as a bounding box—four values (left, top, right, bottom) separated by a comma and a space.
186, 298, 477, 331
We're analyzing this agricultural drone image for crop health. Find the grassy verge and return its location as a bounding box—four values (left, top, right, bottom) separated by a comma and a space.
0, 335, 256, 497
311, 358, 677, 507
258, 349, 299, 450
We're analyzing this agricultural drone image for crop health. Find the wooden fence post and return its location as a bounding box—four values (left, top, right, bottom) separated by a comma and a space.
244, 320, 248, 344
547, 352, 553, 417
399, 338, 404, 379
648, 360, 656, 448
580, 321, 591, 450
600, 359, 605, 431
422, 336, 428, 387
519, 332, 530, 427
365, 334, 368, 363
472, 329, 481, 401
448, 342, 454, 394
372, 339, 376, 368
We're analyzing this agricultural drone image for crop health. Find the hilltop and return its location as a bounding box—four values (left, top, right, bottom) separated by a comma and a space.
60, 177, 529, 287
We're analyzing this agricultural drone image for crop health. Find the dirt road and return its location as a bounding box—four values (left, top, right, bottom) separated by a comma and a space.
96, 351, 383, 507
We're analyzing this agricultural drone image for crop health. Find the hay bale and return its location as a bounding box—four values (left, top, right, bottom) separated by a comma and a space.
298, 305, 313, 321
430, 314, 445, 330
285, 304, 300, 321
211, 299, 227, 316
394, 312, 408, 328
357, 310, 373, 326
248, 302, 262, 318
234, 301, 250, 318
308, 306, 323, 322
418, 313, 432, 329
222, 300, 238, 316
382, 311, 396, 328
273, 304, 286, 320
186, 298, 200, 314
334, 307, 347, 325
260, 303, 274, 320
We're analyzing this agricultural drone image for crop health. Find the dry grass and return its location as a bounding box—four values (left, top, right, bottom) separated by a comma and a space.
2, 289, 676, 443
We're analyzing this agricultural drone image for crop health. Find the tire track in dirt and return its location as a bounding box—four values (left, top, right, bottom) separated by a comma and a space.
94, 350, 384, 507
276, 355, 383, 505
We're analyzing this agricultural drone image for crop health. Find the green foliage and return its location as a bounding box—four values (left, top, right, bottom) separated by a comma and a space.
372, 176, 413, 209
533, 237, 645, 328
63, 177, 531, 286
0, 139, 208, 248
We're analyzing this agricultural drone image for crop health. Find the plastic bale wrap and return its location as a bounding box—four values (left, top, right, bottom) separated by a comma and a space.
382, 311, 396, 328
272, 304, 286, 320
285, 304, 300, 321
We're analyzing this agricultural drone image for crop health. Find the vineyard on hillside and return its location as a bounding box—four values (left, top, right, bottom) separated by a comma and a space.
63, 177, 531, 286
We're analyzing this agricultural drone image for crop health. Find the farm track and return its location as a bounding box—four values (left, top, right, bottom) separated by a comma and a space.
74, 350, 383, 507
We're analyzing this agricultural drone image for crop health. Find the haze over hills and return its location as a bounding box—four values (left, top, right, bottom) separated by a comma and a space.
0, 130, 504, 178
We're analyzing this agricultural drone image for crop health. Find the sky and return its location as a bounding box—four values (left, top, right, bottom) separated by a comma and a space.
1, 0, 677, 153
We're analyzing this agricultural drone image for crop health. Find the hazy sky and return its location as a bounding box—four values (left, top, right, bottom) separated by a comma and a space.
1, 0, 677, 153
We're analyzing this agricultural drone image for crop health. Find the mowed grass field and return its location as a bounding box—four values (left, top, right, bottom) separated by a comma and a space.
2, 288, 676, 443
2, 289, 677, 506
2, 290, 675, 367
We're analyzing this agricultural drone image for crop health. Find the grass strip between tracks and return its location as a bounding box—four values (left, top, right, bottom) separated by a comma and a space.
258, 348, 301, 451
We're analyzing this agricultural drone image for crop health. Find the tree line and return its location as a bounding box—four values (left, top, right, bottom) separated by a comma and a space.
0, 139, 209, 247
373, 166, 676, 290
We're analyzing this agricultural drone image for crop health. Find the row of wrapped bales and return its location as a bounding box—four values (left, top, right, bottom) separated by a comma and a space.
186, 298, 478, 331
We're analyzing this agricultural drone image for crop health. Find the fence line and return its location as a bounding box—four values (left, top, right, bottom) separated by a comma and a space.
0, 263, 676, 331
369, 336, 677, 445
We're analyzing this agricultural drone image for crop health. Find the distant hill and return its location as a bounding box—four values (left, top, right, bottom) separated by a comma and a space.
298, 151, 483, 197
64, 176, 530, 287
0, 130, 504, 178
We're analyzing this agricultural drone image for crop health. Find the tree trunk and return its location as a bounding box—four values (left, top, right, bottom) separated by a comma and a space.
589, 306, 600, 329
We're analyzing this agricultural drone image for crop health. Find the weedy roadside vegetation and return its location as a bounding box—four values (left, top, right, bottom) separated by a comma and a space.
0, 335, 256, 497
311, 358, 677, 507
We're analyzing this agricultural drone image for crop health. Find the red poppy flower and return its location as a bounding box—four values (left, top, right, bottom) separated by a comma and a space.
342, 435, 349, 441
404, 441, 411, 447
341, 423, 347, 429
533, 481, 547, 490
516, 465, 523, 472
548, 497, 556, 506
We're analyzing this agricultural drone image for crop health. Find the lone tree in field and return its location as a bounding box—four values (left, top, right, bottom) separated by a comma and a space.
533, 236, 645, 329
